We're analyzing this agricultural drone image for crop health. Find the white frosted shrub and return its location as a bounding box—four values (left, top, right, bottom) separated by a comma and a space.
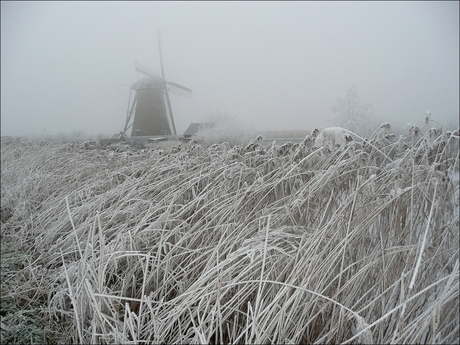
194, 111, 256, 147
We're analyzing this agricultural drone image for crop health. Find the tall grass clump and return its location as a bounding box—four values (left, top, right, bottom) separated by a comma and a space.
1, 123, 458, 344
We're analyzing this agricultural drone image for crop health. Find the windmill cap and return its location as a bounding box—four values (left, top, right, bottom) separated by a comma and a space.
132, 76, 163, 90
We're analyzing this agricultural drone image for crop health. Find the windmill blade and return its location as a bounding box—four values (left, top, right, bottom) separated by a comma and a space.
157, 29, 167, 81
166, 81, 193, 98
157, 29, 192, 98
135, 59, 160, 78
157, 28, 177, 135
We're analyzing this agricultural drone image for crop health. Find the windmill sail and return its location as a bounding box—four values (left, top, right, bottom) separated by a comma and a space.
157, 28, 176, 136
167, 81, 193, 98
135, 60, 160, 78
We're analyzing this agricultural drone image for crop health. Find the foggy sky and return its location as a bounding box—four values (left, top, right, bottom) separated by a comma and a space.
1, 1, 459, 137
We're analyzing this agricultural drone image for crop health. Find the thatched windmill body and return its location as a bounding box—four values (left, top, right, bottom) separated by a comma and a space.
123, 30, 192, 137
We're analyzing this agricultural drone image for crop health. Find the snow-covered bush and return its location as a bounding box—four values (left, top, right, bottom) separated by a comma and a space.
194, 110, 256, 147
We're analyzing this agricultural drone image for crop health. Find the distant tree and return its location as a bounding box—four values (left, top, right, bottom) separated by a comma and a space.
331, 84, 379, 137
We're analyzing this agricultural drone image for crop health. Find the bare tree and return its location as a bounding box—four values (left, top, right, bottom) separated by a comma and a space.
332, 84, 379, 137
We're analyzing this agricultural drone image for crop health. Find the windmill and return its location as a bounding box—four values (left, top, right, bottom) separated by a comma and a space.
122, 29, 192, 137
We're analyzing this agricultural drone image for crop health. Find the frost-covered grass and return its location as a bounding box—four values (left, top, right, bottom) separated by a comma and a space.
1, 125, 458, 344
21, 130, 107, 143
259, 129, 313, 139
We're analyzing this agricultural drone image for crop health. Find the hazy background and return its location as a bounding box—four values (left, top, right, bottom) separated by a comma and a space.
1, 1, 458, 137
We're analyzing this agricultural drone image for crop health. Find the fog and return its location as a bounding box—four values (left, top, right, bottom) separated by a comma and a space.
1, 1, 458, 137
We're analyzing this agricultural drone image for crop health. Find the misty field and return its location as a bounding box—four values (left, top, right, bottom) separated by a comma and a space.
1, 126, 459, 344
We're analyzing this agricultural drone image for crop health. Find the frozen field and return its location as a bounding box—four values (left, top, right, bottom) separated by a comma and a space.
1, 126, 459, 344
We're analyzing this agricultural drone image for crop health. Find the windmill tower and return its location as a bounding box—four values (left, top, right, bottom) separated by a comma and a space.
123, 29, 192, 137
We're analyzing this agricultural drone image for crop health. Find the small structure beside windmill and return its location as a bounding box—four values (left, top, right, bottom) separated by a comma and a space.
102, 29, 192, 147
